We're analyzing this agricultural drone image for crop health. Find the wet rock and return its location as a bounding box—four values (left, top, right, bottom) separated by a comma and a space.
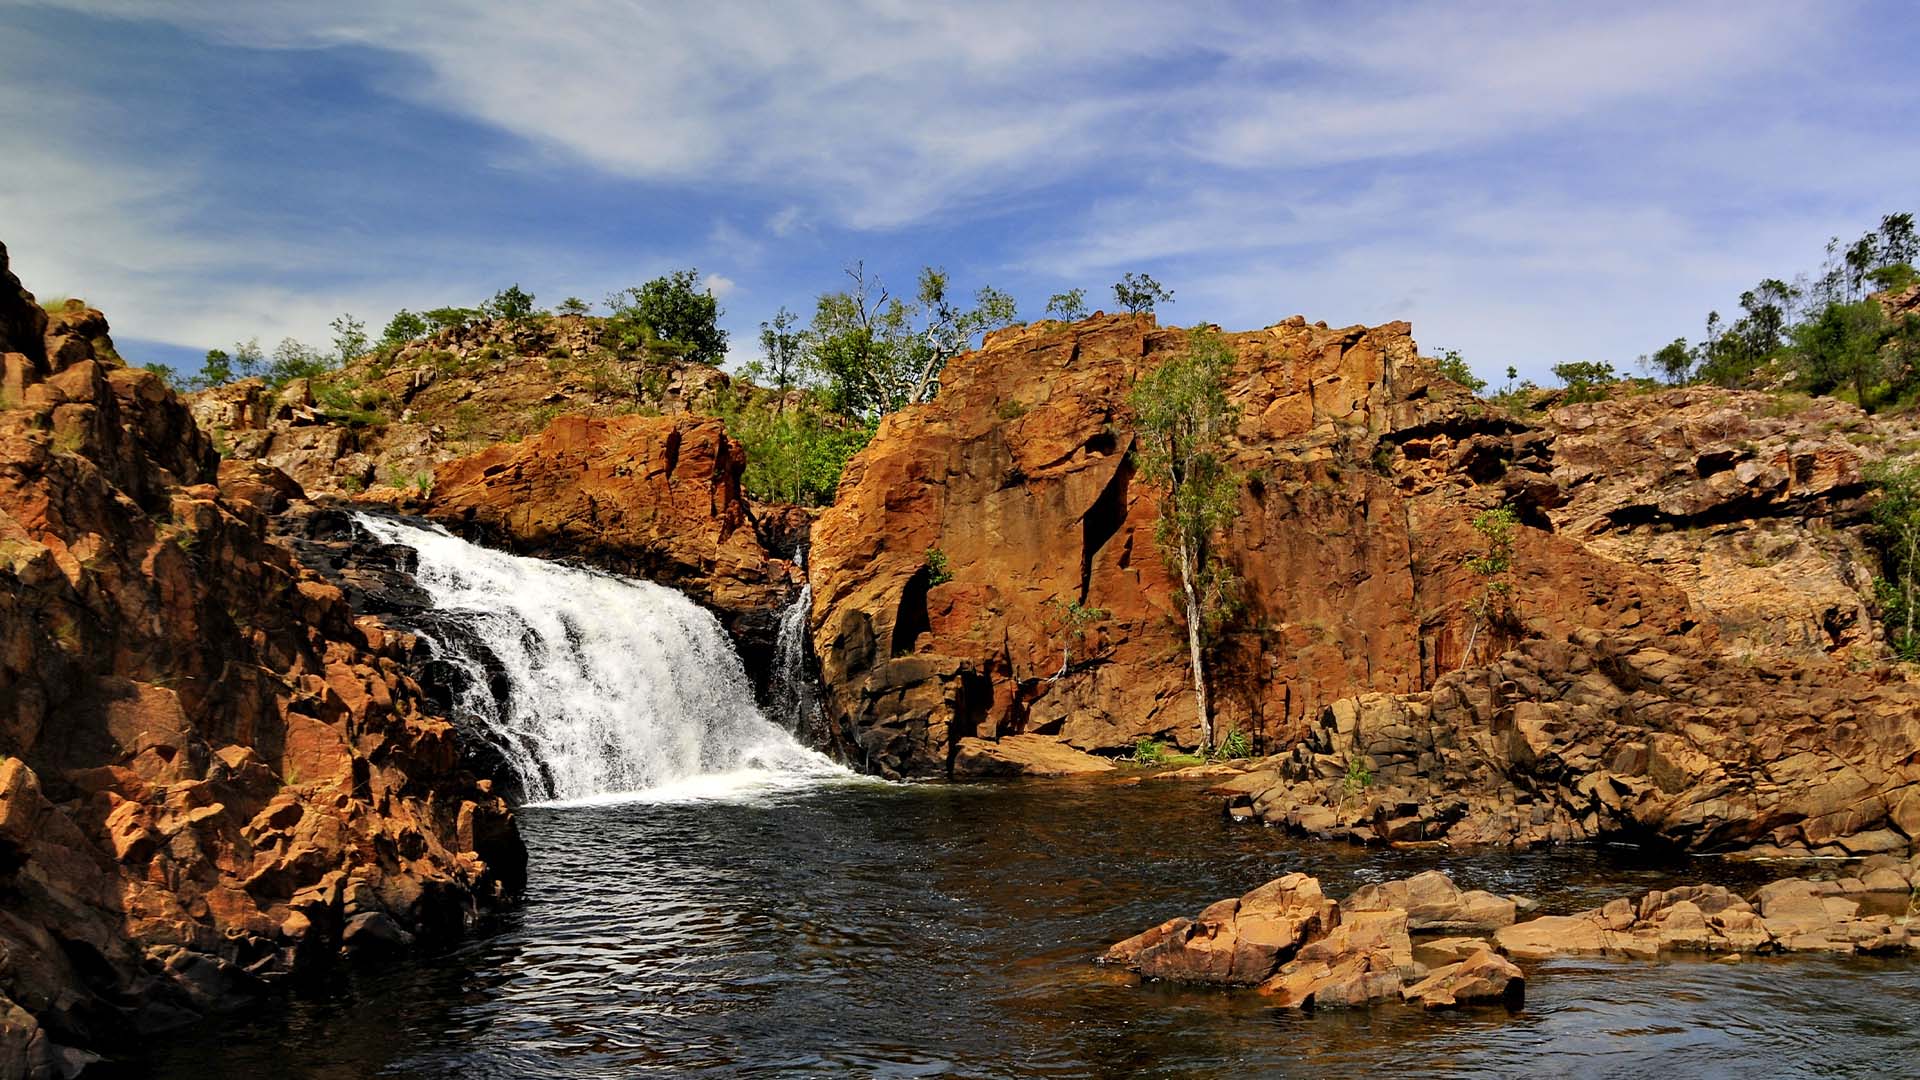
1343, 869, 1518, 933
1401, 949, 1525, 1010
1101, 873, 1336, 985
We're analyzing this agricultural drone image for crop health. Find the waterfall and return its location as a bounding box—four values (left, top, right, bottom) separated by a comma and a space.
768, 580, 826, 739
355, 514, 845, 804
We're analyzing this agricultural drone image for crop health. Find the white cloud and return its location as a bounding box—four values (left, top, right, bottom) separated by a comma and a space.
702, 272, 737, 299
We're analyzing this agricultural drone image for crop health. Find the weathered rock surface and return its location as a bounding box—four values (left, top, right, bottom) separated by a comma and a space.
1401, 949, 1525, 1009
1101, 869, 1519, 1015
1229, 626, 1920, 857
1105, 864, 1915, 1019
949, 734, 1116, 777
1542, 387, 1909, 660
1490, 857, 1920, 960
186, 315, 733, 498
0, 244, 523, 1072
1100, 872, 1336, 985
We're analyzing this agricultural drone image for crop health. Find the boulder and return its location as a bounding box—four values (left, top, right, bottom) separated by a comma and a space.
1101, 872, 1336, 985
1402, 949, 1525, 1010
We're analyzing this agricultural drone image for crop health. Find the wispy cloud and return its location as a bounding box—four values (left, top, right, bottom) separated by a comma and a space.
1, 0, 1913, 383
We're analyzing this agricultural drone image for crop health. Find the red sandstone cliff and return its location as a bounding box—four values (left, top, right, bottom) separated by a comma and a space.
0, 244, 522, 1075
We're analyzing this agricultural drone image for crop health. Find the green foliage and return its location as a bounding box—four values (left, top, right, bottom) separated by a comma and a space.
1461, 506, 1519, 667
924, 546, 953, 586
1046, 288, 1088, 320
1647, 338, 1693, 385
1130, 325, 1242, 751
1661, 212, 1919, 404
329, 313, 368, 365
423, 307, 481, 334
143, 362, 180, 390
1043, 596, 1109, 671
1112, 272, 1172, 315
1131, 737, 1168, 765
751, 306, 803, 391
606, 269, 726, 366
1793, 299, 1889, 411
1342, 754, 1372, 795
1551, 360, 1618, 403
382, 309, 429, 345
1866, 460, 1920, 660
806, 262, 1016, 420
1430, 347, 1485, 393
997, 398, 1028, 421
556, 296, 592, 317
266, 338, 332, 388
715, 387, 874, 506
1217, 727, 1252, 761
482, 284, 539, 322
193, 348, 234, 389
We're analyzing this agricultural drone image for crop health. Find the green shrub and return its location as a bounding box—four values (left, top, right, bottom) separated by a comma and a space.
1217, 728, 1252, 760
924, 546, 952, 585
1131, 737, 1167, 765
997, 398, 1028, 420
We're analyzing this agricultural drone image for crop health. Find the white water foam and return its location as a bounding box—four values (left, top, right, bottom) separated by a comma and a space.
355, 514, 849, 804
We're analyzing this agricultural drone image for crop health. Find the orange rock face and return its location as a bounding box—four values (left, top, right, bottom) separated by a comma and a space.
806, 314, 1692, 777
0, 243, 522, 1071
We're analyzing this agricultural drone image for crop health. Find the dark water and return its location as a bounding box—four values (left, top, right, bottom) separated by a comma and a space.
142, 778, 1920, 1079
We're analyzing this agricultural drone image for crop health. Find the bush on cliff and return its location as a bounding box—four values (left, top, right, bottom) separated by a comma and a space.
806, 262, 1017, 420
715, 385, 873, 506
1868, 460, 1920, 659
605, 269, 727, 366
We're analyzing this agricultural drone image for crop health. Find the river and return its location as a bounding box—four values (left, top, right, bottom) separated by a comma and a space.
141, 778, 1920, 1079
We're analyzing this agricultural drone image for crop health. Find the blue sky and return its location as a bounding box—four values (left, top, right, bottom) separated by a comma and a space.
2, 1, 1917, 385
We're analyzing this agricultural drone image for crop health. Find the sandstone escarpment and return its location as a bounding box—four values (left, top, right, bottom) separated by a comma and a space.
806, 314, 1700, 777
0, 244, 522, 1074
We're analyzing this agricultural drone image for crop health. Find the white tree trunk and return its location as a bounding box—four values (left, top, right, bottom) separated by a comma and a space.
1177, 536, 1213, 752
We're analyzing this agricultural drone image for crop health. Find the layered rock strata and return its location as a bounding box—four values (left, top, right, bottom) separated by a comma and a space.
1225, 628, 1920, 857
0, 244, 523, 1074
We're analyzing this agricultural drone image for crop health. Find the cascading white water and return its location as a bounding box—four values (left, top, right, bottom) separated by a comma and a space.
355, 514, 846, 804
768, 557, 826, 738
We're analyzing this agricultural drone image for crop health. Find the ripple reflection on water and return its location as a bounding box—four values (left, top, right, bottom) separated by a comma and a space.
142, 779, 1920, 1079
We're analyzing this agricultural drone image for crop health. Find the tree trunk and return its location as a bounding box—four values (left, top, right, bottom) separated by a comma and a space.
1176, 536, 1213, 752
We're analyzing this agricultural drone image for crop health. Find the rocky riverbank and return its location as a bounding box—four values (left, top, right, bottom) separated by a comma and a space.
0, 244, 524, 1075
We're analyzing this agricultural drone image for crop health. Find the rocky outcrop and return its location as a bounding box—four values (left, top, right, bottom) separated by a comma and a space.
1542, 387, 1908, 660
806, 313, 1704, 777
1105, 862, 1918, 1017
1227, 626, 1920, 857
186, 316, 734, 498
421, 413, 797, 681
1492, 859, 1919, 960
1100, 869, 1524, 1013
0, 243, 522, 1073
